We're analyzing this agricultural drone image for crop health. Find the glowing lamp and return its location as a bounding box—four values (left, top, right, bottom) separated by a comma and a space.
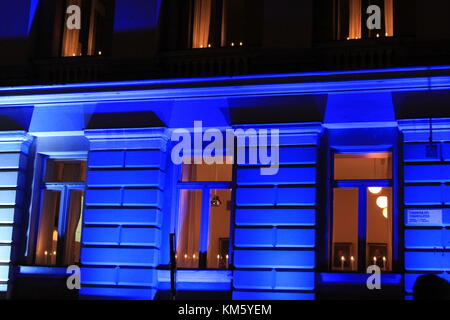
382, 208, 388, 219
376, 196, 388, 209
369, 187, 382, 194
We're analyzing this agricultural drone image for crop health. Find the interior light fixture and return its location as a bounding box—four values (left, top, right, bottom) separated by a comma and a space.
376, 196, 388, 209
382, 208, 388, 219
211, 195, 222, 207
368, 187, 382, 194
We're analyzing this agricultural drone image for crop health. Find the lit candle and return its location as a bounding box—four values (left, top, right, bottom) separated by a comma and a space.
373, 256, 377, 265
341, 256, 345, 270
382, 256, 387, 269
350, 256, 355, 270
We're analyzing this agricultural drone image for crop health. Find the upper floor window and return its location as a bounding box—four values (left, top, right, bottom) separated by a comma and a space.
61, 0, 109, 57
335, 0, 394, 40
191, 0, 245, 49
331, 152, 393, 272
176, 157, 233, 269
35, 159, 86, 266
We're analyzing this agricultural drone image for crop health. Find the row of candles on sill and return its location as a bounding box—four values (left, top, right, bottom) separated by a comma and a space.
340, 255, 388, 270
347, 32, 390, 40
71, 51, 103, 57
199, 42, 244, 48
175, 253, 229, 268
175, 253, 229, 260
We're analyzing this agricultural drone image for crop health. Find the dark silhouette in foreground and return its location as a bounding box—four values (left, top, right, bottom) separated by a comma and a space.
413, 275, 450, 300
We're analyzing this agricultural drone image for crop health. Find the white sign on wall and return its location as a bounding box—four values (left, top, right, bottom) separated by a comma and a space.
407, 209, 443, 225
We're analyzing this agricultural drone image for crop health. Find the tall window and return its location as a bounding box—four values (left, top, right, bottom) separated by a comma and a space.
191, 0, 245, 48
35, 159, 86, 266
61, 0, 107, 57
331, 152, 393, 272
176, 158, 233, 269
335, 0, 394, 40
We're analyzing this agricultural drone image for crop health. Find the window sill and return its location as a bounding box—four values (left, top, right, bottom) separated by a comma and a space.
158, 270, 232, 291
18, 265, 71, 276
319, 273, 402, 286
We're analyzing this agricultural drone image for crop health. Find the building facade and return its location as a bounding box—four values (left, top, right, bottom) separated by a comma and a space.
0, 0, 449, 300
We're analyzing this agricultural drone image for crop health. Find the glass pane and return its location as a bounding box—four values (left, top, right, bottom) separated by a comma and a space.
64, 190, 84, 265
334, 152, 392, 180
61, 0, 83, 57
207, 189, 232, 269
332, 188, 358, 271
35, 191, 61, 265
181, 157, 233, 182
366, 187, 392, 271
176, 190, 202, 268
45, 160, 87, 183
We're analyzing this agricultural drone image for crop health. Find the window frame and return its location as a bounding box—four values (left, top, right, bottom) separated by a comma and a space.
40, 182, 85, 266
59, 0, 113, 57
30, 153, 87, 267
331, 179, 393, 272
174, 160, 234, 270
328, 148, 399, 273
333, 0, 394, 41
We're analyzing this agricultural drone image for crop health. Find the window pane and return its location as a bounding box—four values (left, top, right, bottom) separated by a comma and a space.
61, 0, 83, 57
35, 191, 61, 265
182, 157, 233, 182
366, 187, 392, 271
207, 189, 231, 269
64, 190, 84, 265
177, 190, 202, 268
45, 160, 86, 182
332, 188, 358, 271
334, 152, 392, 180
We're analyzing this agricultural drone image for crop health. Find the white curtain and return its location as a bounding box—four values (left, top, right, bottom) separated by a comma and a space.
177, 164, 201, 268
35, 191, 60, 265
64, 191, 83, 265
192, 0, 212, 48
384, 0, 394, 36
348, 0, 362, 39
61, 0, 83, 56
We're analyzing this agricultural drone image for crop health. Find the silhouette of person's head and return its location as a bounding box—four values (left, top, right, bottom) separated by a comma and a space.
413, 274, 450, 300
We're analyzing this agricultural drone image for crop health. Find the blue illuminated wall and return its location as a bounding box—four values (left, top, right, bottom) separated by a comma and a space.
232, 125, 321, 300
400, 119, 450, 299
0, 132, 32, 296
80, 128, 168, 300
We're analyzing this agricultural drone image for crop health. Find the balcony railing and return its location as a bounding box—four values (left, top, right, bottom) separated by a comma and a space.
33, 57, 109, 84
160, 48, 250, 78
0, 38, 448, 86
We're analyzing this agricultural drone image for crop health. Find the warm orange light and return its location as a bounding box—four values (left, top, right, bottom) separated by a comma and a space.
369, 187, 382, 194
376, 196, 388, 209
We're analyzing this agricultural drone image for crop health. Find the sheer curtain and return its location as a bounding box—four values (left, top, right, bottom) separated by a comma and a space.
61, 0, 83, 56
192, 0, 212, 48
64, 191, 83, 265
348, 0, 362, 39
384, 0, 394, 36
177, 164, 202, 268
